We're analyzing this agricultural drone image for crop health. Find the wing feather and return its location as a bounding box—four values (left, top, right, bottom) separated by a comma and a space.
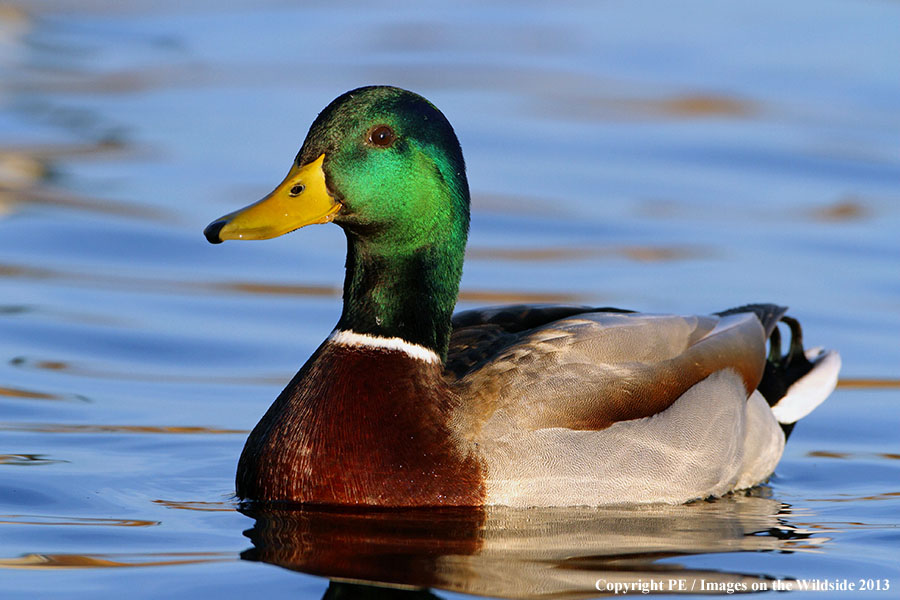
451, 312, 767, 433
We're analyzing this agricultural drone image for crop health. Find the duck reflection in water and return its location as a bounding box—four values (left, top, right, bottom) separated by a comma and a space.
239, 490, 823, 599
321, 582, 441, 600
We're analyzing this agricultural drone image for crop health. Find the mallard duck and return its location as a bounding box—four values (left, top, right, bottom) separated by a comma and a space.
204, 86, 840, 507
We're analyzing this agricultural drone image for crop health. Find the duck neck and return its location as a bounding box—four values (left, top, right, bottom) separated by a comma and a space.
336, 230, 465, 362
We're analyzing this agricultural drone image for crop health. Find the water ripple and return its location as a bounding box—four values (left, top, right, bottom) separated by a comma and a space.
0, 260, 583, 302
0, 514, 158, 527
0, 384, 89, 402
153, 499, 236, 512
9, 355, 284, 386
0, 551, 232, 569
0, 454, 68, 466
0, 423, 247, 435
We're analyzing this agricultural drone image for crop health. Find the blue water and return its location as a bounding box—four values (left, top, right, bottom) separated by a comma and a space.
1, 1, 898, 598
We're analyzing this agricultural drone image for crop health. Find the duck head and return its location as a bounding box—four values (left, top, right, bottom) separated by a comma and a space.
204, 85, 469, 247
204, 86, 471, 360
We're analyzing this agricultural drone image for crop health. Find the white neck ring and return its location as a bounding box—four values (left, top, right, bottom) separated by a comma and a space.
327, 330, 441, 364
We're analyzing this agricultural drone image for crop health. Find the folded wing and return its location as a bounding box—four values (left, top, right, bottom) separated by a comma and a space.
451, 310, 767, 433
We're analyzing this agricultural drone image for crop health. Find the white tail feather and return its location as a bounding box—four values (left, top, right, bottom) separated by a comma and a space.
770, 348, 841, 424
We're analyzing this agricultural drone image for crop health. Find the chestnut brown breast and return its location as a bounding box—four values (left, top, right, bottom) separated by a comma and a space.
236, 342, 485, 506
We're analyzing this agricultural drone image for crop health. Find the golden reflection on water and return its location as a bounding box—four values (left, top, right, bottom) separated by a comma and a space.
0, 385, 58, 400
534, 91, 758, 122
0, 514, 158, 527
803, 492, 900, 504
216, 281, 584, 304
9, 355, 284, 386
466, 244, 710, 263
214, 282, 336, 297
457, 289, 582, 304
239, 494, 819, 599
654, 94, 755, 117
0, 382, 89, 402
0, 551, 231, 569
153, 500, 235, 512
808, 197, 869, 222
806, 451, 900, 463
0, 453, 68, 466
0, 422, 246, 435
603, 93, 756, 119
0, 259, 584, 304
836, 378, 900, 389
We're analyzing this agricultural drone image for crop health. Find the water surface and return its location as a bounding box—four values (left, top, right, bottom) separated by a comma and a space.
1, 1, 898, 598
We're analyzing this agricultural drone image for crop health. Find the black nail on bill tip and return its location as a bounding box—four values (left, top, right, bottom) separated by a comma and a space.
204, 220, 227, 244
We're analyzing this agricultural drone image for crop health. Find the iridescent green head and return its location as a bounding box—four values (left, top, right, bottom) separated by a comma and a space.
205, 86, 471, 359
298, 86, 470, 249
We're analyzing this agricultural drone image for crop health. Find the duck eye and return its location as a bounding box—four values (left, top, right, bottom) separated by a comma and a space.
368, 125, 396, 148
289, 184, 305, 196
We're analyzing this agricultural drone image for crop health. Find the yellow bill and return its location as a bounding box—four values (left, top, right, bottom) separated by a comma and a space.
204, 154, 339, 243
